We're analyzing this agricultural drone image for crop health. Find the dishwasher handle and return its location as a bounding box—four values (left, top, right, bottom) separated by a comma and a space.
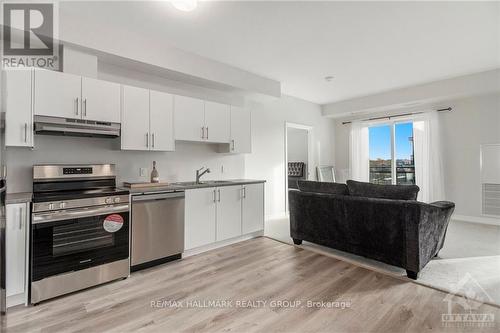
132, 191, 185, 202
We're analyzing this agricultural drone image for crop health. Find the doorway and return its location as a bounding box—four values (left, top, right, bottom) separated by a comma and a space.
285, 123, 313, 213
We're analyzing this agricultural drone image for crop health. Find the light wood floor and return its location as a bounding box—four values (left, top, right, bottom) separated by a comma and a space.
3, 237, 500, 333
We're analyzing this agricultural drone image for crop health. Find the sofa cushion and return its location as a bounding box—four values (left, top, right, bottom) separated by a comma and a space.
297, 180, 348, 195
346, 180, 419, 200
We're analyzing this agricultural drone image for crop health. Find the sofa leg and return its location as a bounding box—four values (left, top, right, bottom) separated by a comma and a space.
406, 270, 419, 280
292, 238, 302, 245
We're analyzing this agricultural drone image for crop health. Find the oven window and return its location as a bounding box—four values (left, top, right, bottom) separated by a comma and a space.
53, 218, 115, 256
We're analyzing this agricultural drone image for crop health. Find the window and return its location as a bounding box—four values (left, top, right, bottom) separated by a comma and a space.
369, 122, 415, 185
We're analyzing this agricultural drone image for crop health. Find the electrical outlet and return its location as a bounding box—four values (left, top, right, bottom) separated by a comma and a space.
140, 168, 147, 177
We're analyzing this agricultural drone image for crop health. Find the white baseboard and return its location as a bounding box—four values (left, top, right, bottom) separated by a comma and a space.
7, 293, 25, 308
183, 231, 264, 258
265, 212, 289, 221
452, 214, 500, 226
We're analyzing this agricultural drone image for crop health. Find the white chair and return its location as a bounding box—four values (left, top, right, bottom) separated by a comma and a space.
316, 166, 336, 182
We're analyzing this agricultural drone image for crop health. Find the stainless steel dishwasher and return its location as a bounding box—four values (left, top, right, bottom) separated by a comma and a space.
131, 191, 184, 271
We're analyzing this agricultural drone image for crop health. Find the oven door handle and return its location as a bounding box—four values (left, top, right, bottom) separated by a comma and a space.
32, 204, 130, 225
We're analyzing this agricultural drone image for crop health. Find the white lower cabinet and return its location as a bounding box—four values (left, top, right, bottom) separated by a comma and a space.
184, 183, 264, 251
242, 183, 265, 234
216, 185, 242, 241
185, 187, 217, 250
6, 203, 29, 307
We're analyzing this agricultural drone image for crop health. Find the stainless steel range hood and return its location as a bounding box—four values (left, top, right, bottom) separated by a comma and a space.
34, 116, 121, 138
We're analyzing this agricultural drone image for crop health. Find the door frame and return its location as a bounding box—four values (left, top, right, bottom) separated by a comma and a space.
284, 122, 313, 213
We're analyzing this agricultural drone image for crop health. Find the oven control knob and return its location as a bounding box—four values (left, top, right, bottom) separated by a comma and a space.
59, 202, 67, 209
48, 203, 55, 210
113, 197, 121, 203
105, 197, 113, 204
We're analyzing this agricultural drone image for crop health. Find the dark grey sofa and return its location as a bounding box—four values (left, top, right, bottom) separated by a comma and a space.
289, 180, 455, 279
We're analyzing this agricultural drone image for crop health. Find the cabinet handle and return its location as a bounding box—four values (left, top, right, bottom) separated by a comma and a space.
231, 139, 235, 151
206, 127, 209, 140
243, 186, 246, 199
201, 127, 204, 139
19, 206, 23, 230
24, 123, 28, 143
146, 133, 149, 148
217, 189, 221, 202
83, 98, 87, 117
75, 97, 79, 115
213, 189, 216, 203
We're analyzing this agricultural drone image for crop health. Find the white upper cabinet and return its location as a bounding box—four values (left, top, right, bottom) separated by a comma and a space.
150, 90, 175, 151
81, 77, 120, 123
121, 85, 150, 150
34, 69, 81, 119
174, 95, 205, 142
229, 106, 251, 153
4, 69, 33, 147
204, 101, 230, 143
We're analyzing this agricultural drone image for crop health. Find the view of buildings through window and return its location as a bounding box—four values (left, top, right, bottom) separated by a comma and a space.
369, 122, 415, 185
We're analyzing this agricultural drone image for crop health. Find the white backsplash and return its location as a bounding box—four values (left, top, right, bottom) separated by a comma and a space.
6, 135, 245, 193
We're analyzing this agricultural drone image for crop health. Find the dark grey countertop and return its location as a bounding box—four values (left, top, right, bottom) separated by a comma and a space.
123, 179, 266, 194
6, 192, 33, 204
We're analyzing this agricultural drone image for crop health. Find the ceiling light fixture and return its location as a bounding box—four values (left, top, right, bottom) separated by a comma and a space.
172, 0, 198, 12
324, 76, 334, 82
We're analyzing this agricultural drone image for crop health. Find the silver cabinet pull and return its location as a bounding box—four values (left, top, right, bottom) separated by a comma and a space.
152, 133, 155, 148
75, 97, 79, 115
24, 123, 28, 143
213, 189, 216, 203
146, 133, 149, 148
83, 98, 87, 117
19, 206, 23, 230
206, 127, 209, 140
231, 139, 235, 151
243, 186, 246, 199
217, 189, 221, 202
201, 126, 205, 139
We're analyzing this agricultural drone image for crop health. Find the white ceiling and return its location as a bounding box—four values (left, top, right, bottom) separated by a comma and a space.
61, 1, 500, 105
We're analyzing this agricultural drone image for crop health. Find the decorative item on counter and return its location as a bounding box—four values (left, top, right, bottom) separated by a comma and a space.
151, 161, 160, 183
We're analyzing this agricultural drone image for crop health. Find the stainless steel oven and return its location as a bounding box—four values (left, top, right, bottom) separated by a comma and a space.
30, 164, 130, 304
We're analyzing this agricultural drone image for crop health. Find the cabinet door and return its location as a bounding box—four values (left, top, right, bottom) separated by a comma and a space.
216, 185, 242, 241
4, 69, 33, 147
174, 95, 205, 142
121, 85, 150, 150
34, 69, 82, 119
242, 183, 265, 234
81, 77, 120, 123
204, 101, 230, 143
150, 90, 175, 151
185, 188, 216, 250
6, 203, 27, 300
230, 106, 251, 153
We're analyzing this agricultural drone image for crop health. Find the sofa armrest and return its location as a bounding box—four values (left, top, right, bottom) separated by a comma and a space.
406, 201, 455, 272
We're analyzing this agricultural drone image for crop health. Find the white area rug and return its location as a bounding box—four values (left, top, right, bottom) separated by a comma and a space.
265, 217, 500, 307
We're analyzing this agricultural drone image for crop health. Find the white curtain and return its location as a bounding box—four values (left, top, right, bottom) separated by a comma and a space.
413, 111, 445, 202
349, 121, 370, 182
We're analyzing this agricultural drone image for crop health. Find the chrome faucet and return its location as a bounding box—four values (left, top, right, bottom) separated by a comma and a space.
196, 167, 211, 184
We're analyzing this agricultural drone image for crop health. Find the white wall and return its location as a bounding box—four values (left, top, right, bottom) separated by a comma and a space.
246, 95, 335, 218
333, 92, 500, 219
6, 137, 245, 193
287, 128, 308, 163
